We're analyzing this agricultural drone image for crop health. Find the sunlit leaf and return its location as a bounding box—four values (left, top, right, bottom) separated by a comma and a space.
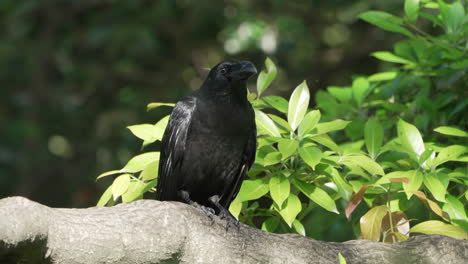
257, 57, 277, 95
127, 124, 164, 142
112, 174, 131, 201
292, 219, 306, 236
360, 205, 388, 241
236, 179, 269, 202
122, 181, 145, 203
398, 119, 425, 158
315, 119, 350, 134
228, 199, 242, 220
298, 110, 321, 137
310, 134, 340, 153
431, 145, 468, 168
403, 170, 423, 199
278, 139, 299, 160
410, 220, 468, 239
423, 172, 447, 202
294, 180, 338, 214
263, 152, 282, 166
269, 174, 290, 208
96, 170, 122, 181
96, 185, 113, 206
279, 193, 302, 227
434, 126, 468, 137
288, 81, 310, 131
146, 102, 175, 111
298, 146, 322, 170
122, 152, 160, 173
341, 154, 385, 175
140, 160, 159, 181
339, 253, 347, 264
262, 96, 288, 114
255, 109, 281, 137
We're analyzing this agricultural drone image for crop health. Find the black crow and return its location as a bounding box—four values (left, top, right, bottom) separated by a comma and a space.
156, 60, 257, 228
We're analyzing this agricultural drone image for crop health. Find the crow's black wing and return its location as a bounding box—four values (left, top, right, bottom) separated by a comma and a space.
155, 96, 197, 201
221, 106, 257, 208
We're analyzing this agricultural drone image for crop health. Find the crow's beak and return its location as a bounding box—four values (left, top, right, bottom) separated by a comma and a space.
235, 61, 257, 80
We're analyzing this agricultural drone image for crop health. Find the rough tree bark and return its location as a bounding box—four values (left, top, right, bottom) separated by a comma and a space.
0, 197, 466, 264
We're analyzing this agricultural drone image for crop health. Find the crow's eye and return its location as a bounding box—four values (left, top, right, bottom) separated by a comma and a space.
219, 65, 230, 74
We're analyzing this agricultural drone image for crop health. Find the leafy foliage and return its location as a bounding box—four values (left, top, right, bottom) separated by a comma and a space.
97, 0, 467, 242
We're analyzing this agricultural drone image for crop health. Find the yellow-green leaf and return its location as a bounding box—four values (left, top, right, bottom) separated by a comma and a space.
298, 110, 321, 137
278, 139, 299, 160
294, 180, 338, 214
279, 193, 302, 227
298, 146, 322, 170
288, 81, 310, 131
255, 109, 281, 137
410, 221, 468, 239
257, 57, 277, 95
269, 174, 290, 207
360, 205, 388, 241
423, 172, 447, 202
228, 199, 242, 220
365, 117, 383, 159
434, 126, 468, 137
112, 174, 131, 201
403, 170, 423, 199
123, 152, 160, 173
236, 179, 269, 202
96, 185, 113, 206
146, 102, 175, 111
398, 119, 425, 158
341, 154, 384, 175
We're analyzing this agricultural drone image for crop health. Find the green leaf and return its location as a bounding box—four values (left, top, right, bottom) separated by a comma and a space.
329, 167, 353, 200
146, 102, 175, 111
262, 96, 289, 114
112, 174, 131, 201
140, 160, 159, 181
372, 51, 413, 64
261, 217, 280, 232
410, 220, 468, 239
278, 139, 299, 160
298, 147, 322, 170
352, 77, 370, 106
339, 253, 347, 264
310, 134, 340, 153
292, 219, 306, 236
434, 126, 468, 137
315, 119, 351, 134
423, 173, 447, 202
122, 181, 146, 203
279, 193, 302, 227
236, 179, 269, 202
288, 81, 310, 131
403, 170, 423, 199
293, 180, 338, 214
127, 124, 164, 142
398, 119, 425, 158
97, 185, 113, 206
96, 170, 122, 181
360, 205, 388, 241
257, 57, 277, 95
439, 0, 465, 34
367, 72, 398, 82
122, 152, 160, 173
263, 152, 282, 166
269, 114, 292, 132
365, 118, 383, 159
443, 195, 468, 223
269, 174, 290, 207
255, 109, 281, 137
228, 199, 242, 220
359, 11, 414, 37
404, 0, 420, 22
298, 110, 321, 137
431, 145, 468, 168
327, 86, 353, 102
341, 154, 385, 175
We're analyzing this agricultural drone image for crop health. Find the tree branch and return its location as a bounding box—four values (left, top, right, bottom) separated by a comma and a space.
0, 197, 466, 264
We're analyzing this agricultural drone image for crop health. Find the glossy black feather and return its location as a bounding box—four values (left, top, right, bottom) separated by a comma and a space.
156, 61, 257, 216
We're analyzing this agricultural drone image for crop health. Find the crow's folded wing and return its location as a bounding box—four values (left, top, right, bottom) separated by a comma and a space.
155, 96, 197, 201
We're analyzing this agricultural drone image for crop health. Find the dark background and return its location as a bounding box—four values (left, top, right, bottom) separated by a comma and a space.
0, 0, 403, 208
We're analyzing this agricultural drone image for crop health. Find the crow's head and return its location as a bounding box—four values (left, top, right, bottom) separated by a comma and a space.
208, 60, 257, 84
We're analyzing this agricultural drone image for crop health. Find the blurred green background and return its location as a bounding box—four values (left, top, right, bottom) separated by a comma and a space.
0, 0, 405, 208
